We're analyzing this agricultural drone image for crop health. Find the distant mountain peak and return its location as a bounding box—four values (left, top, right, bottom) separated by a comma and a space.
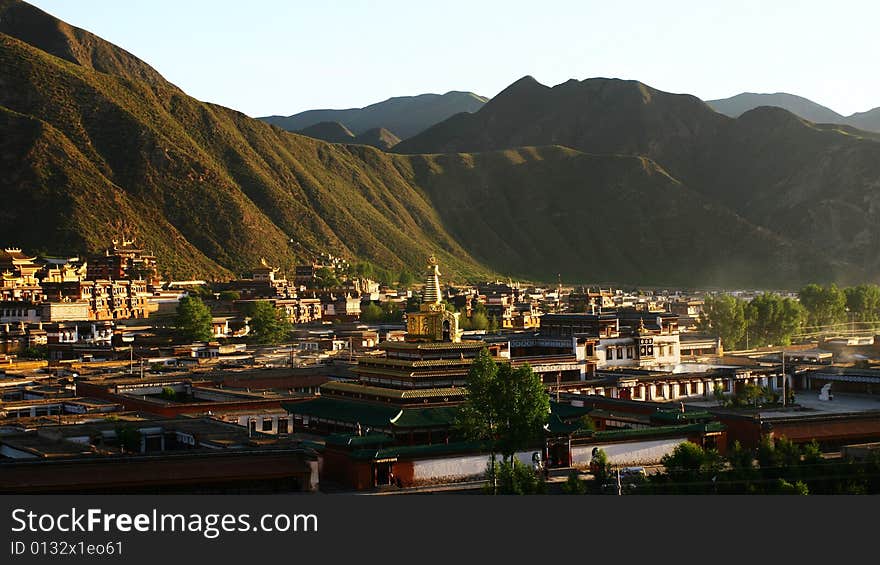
296, 121, 355, 143
259, 90, 487, 140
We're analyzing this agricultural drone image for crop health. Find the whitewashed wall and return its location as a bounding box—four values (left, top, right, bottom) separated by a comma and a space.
412, 450, 536, 482
409, 438, 687, 483
572, 438, 685, 467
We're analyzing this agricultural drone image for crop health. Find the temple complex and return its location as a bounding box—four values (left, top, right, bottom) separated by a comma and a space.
285, 255, 492, 443
86, 238, 159, 288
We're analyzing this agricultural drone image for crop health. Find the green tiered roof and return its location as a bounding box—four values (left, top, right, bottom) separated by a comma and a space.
283, 397, 460, 430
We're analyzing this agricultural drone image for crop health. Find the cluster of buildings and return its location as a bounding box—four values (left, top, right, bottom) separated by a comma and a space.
1, 242, 157, 358
5, 248, 880, 494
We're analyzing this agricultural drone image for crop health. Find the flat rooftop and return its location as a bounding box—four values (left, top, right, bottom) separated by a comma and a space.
685, 392, 880, 420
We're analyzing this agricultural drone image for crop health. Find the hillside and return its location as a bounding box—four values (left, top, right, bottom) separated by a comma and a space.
847, 107, 880, 132
708, 92, 880, 133
707, 92, 845, 123
0, 0, 488, 280
401, 147, 829, 287
296, 121, 355, 143
294, 123, 401, 150
395, 76, 730, 183
260, 91, 487, 140
0, 1, 872, 286
353, 128, 401, 150
396, 75, 880, 281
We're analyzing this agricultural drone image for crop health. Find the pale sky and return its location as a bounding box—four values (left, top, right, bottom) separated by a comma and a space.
26, 0, 880, 118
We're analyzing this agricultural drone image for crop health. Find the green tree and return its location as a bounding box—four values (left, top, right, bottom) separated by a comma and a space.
314, 267, 340, 289
218, 290, 240, 301
175, 295, 213, 342
798, 283, 846, 329
699, 295, 747, 350
470, 312, 489, 330
493, 459, 545, 495
457, 349, 550, 493
360, 302, 383, 323
745, 293, 805, 347
488, 315, 500, 333
844, 284, 880, 327
248, 301, 292, 344
561, 470, 587, 494
115, 425, 142, 454
590, 448, 610, 486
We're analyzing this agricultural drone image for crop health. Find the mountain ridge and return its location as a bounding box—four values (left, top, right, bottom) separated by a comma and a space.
260, 91, 487, 140
707, 91, 880, 133
0, 1, 872, 287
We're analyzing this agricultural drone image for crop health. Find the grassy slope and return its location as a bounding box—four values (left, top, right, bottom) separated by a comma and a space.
397, 76, 880, 284
399, 147, 831, 287
0, 29, 487, 280
0, 1, 865, 287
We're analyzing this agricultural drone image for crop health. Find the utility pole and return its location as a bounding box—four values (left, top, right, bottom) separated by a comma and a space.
556, 372, 561, 404
781, 350, 786, 408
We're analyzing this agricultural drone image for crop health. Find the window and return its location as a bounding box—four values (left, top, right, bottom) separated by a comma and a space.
277, 419, 288, 434
262, 419, 273, 432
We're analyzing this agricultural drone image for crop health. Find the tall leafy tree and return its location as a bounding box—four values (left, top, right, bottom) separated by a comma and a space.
844, 284, 880, 326
457, 349, 550, 494
360, 302, 383, 323
699, 294, 747, 350
248, 301, 292, 344
175, 295, 213, 342
314, 267, 340, 289
470, 312, 489, 330
798, 283, 846, 329
744, 293, 805, 347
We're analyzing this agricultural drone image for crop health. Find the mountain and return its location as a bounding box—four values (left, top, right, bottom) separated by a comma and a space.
0, 0, 487, 280
260, 91, 488, 140
395, 76, 730, 183
708, 92, 880, 133
707, 92, 845, 123
296, 121, 355, 143
353, 128, 401, 150
847, 107, 880, 133
396, 76, 880, 281
0, 1, 872, 287
294, 123, 401, 150
405, 147, 826, 287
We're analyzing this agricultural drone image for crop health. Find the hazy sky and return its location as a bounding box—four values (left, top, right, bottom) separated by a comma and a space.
27, 0, 880, 118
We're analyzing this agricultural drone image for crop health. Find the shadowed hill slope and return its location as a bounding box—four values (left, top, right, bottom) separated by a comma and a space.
0, 1, 867, 286
296, 121, 355, 144
396, 75, 880, 282
261, 91, 487, 140
0, 1, 487, 279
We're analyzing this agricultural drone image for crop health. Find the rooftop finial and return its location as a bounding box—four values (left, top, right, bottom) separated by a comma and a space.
422, 254, 442, 305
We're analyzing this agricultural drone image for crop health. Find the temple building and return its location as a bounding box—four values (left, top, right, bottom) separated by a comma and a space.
0, 248, 43, 303
228, 260, 323, 325
284, 255, 487, 442
86, 239, 159, 288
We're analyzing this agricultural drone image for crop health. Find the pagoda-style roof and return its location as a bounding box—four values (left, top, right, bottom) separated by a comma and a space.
354, 357, 476, 369
282, 397, 459, 430
380, 340, 485, 352
321, 380, 467, 401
